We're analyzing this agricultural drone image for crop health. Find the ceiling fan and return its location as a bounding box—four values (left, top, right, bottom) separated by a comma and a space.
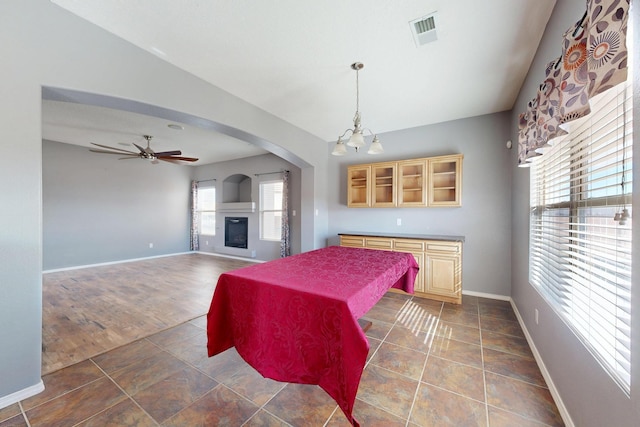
89, 135, 199, 164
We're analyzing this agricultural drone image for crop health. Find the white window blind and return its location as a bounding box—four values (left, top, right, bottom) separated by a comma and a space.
529, 81, 632, 393
260, 180, 283, 241
197, 186, 216, 236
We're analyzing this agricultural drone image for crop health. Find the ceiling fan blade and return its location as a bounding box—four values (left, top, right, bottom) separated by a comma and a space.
90, 148, 138, 156
118, 156, 141, 160
90, 143, 138, 155
165, 156, 199, 162
154, 150, 182, 156
157, 157, 198, 163
132, 143, 147, 154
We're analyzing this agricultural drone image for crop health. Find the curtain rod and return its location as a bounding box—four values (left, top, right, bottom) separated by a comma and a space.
196, 178, 217, 183
254, 170, 289, 177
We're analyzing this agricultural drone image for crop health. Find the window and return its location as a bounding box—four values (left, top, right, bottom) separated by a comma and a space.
197, 186, 216, 235
260, 180, 283, 241
529, 81, 632, 393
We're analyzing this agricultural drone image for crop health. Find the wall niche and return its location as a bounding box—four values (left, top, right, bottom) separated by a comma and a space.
222, 174, 252, 202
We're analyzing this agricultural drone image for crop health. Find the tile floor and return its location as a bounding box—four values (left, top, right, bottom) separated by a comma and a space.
0, 294, 564, 426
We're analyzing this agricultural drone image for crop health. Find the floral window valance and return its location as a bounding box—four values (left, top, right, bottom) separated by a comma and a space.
518, 0, 630, 166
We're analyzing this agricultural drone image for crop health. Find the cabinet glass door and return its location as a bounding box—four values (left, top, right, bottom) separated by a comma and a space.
398, 160, 427, 207
347, 165, 371, 207
371, 163, 396, 207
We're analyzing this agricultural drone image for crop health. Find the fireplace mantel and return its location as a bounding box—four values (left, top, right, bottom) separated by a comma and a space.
217, 202, 255, 213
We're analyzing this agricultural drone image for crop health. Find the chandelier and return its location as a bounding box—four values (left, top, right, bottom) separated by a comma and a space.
331, 62, 383, 156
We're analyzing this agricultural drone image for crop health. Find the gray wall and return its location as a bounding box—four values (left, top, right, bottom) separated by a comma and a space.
0, 0, 328, 403
327, 112, 513, 297
509, 1, 640, 426
43, 140, 192, 270
194, 153, 302, 260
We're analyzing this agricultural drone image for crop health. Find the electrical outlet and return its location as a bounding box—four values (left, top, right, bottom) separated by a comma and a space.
397, 218, 402, 226
149, 243, 154, 249
535, 308, 539, 325
205, 240, 209, 246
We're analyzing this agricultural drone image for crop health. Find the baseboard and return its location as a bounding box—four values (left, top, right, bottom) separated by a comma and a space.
196, 251, 265, 263
42, 252, 192, 273
510, 300, 575, 427
0, 381, 44, 410
462, 290, 510, 301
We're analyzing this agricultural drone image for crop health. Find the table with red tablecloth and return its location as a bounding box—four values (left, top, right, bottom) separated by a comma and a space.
206, 245, 419, 426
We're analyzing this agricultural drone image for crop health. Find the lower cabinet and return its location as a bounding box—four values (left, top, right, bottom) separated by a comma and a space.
339, 234, 462, 304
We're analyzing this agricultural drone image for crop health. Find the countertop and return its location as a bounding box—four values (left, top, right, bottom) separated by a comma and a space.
339, 232, 465, 243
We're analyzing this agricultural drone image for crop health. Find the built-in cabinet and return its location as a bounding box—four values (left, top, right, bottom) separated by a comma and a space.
347, 154, 462, 208
339, 233, 463, 304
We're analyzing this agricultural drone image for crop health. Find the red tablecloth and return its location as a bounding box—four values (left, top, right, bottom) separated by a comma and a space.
206, 245, 418, 426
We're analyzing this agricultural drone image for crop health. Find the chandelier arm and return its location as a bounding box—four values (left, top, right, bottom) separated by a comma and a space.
338, 129, 354, 140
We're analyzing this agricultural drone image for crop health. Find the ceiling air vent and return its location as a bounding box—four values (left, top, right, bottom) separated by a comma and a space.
410, 13, 438, 47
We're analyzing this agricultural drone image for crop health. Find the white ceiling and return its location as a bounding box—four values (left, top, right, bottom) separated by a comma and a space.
45, 0, 556, 165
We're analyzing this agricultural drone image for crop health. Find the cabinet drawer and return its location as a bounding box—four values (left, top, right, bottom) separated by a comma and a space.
365, 238, 393, 250
426, 242, 460, 253
394, 239, 425, 252
340, 236, 365, 247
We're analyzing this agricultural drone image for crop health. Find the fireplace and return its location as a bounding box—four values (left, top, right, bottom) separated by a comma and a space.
225, 217, 248, 249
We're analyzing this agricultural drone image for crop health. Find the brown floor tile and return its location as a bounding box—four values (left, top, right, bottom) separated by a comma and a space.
362, 317, 394, 340
440, 307, 480, 328
366, 336, 382, 362
444, 301, 478, 314
217, 363, 286, 406
22, 359, 104, 410
0, 414, 28, 427
357, 364, 418, 419
410, 383, 487, 426
482, 330, 534, 359
243, 410, 291, 426
363, 304, 400, 324
192, 347, 247, 381
385, 325, 435, 353
369, 342, 427, 380
432, 320, 481, 345
488, 406, 551, 427
264, 383, 338, 426
485, 372, 563, 426
483, 348, 546, 387
91, 339, 161, 374
26, 377, 126, 427
75, 398, 156, 427
422, 356, 485, 402
461, 295, 480, 306
480, 315, 525, 338
132, 366, 218, 423
375, 294, 412, 312
477, 297, 511, 309
327, 398, 406, 426
479, 304, 518, 322
109, 350, 188, 396
429, 335, 483, 368
146, 322, 204, 348
0, 404, 21, 423
396, 300, 442, 330
162, 385, 258, 426
158, 331, 209, 366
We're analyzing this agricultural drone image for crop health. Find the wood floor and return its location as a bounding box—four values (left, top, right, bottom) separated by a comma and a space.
42, 253, 253, 375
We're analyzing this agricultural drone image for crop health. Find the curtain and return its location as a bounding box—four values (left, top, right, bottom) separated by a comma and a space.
280, 170, 291, 257
190, 180, 199, 251
518, 0, 629, 166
